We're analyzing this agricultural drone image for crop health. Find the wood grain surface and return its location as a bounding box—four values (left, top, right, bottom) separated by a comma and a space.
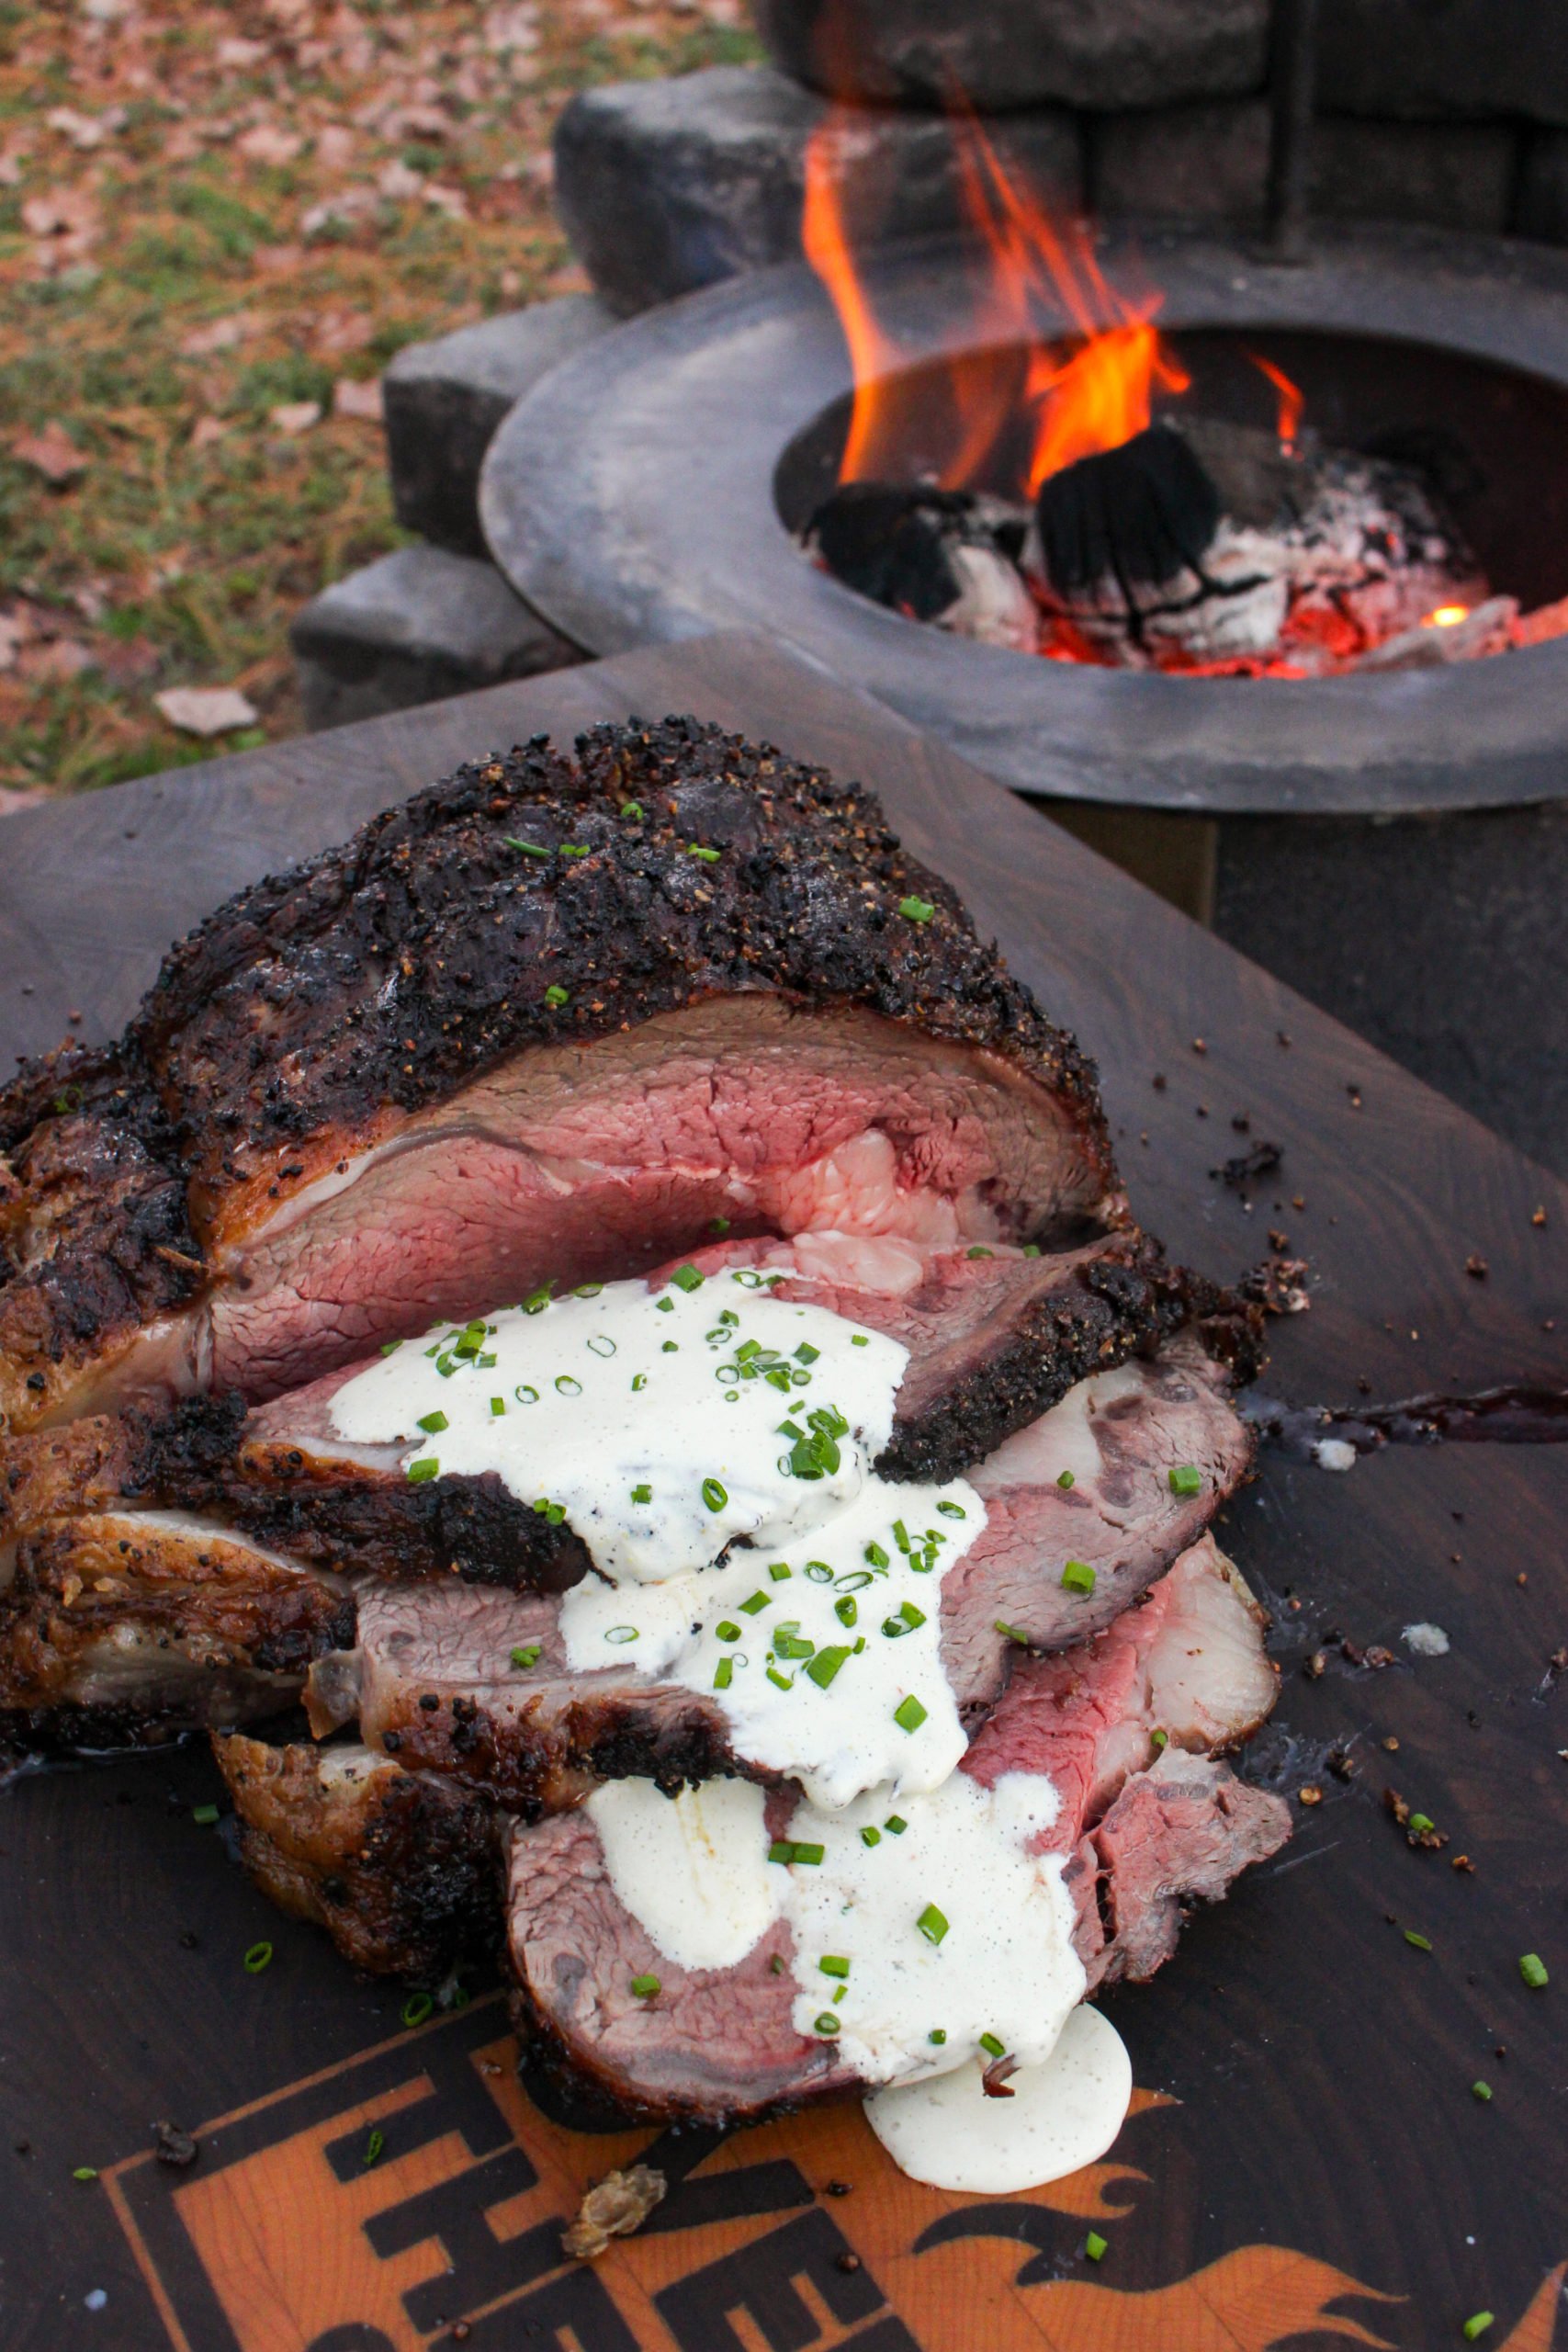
0, 631, 1562, 2352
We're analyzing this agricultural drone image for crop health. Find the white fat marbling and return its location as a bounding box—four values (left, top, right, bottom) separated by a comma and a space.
328, 1267, 907, 1585
560, 1473, 984, 1808
586, 1778, 781, 1972
971, 1361, 1148, 1496
864, 2003, 1133, 2191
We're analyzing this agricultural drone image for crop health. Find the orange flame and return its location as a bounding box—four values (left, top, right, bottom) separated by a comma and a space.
801, 96, 1191, 498
1248, 353, 1305, 453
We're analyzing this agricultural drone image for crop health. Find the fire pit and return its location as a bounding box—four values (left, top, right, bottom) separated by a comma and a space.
480, 220, 1568, 1169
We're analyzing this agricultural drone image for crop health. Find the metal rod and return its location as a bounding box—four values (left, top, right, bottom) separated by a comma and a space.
1267, 0, 1321, 259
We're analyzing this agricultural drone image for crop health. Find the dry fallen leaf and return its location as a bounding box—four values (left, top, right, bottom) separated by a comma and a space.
179, 312, 258, 358
378, 159, 423, 201
216, 36, 268, 67
236, 124, 305, 166
0, 146, 27, 187
190, 415, 226, 449
0, 616, 23, 672
315, 124, 355, 170
154, 685, 259, 737
17, 638, 95, 684
46, 107, 124, 151
21, 187, 98, 240
314, 306, 373, 356
269, 401, 321, 435
485, 1, 540, 49
423, 182, 468, 220
13, 422, 88, 483
300, 188, 378, 236
333, 377, 383, 422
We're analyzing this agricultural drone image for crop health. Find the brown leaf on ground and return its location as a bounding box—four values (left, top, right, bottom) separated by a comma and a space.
0, 147, 24, 187
154, 685, 259, 737
216, 36, 268, 67
17, 638, 96, 684
179, 312, 259, 358
13, 423, 89, 483
47, 107, 124, 150
254, 242, 306, 273
561, 2166, 666, 2261
269, 401, 321, 435
236, 125, 305, 166
0, 618, 22, 672
378, 159, 424, 201
190, 416, 226, 449
314, 306, 374, 356
315, 125, 355, 170
21, 187, 98, 240
99, 637, 162, 690
333, 378, 384, 422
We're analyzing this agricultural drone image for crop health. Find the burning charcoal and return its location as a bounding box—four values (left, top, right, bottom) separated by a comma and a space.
1034, 424, 1221, 598
1349, 595, 1518, 673
808, 482, 1038, 650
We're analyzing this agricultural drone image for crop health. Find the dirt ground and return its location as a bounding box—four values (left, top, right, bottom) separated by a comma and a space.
0, 0, 758, 797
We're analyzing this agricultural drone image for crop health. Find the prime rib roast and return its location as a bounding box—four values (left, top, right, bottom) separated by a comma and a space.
0, 717, 1289, 2129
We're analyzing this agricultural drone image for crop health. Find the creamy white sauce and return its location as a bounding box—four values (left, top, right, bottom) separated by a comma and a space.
560, 1471, 982, 1808
328, 1267, 908, 1585
864, 2003, 1133, 2191
586, 1779, 780, 1971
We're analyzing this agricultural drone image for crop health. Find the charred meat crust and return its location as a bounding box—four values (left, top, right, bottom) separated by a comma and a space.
214, 1734, 501, 1981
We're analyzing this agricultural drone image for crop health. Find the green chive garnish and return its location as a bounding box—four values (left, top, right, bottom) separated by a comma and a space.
1404, 1930, 1433, 1951
490, 1396, 505, 1417
1056, 1468, 1075, 1488
917, 1904, 949, 1946
979, 2032, 1005, 2059
1472, 2079, 1493, 2100
631, 1373, 649, 1392
852, 1332, 869, 1346
928, 2029, 946, 2045
860, 1826, 881, 1848
894, 1694, 927, 1733
406, 1457, 440, 1483
806, 1645, 851, 1690
191, 1804, 220, 1826
243, 1942, 273, 1974
936, 1500, 966, 1520
1520, 1951, 1550, 1987
864, 1541, 889, 1568
768, 1840, 795, 1864
1463, 2318, 1495, 2343
702, 1476, 728, 1511
1151, 1727, 1169, 1749
819, 1955, 850, 1979
363, 2128, 385, 2168
835, 1596, 858, 1627
1021, 1243, 1042, 1258
1085, 2231, 1108, 2263
379, 1339, 402, 1355
401, 1992, 434, 2028
714, 1657, 734, 1690
716, 1621, 741, 1643
544, 984, 570, 1008
670, 1263, 704, 1292
620, 799, 643, 819
965, 1245, 993, 1259
630, 1973, 660, 1998
688, 843, 721, 862
1168, 1464, 1202, 1496
72, 2165, 97, 2182
995, 1622, 1030, 1645
885, 1815, 908, 1835
416, 1409, 448, 1434
1408, 1812, 1436, 1836
793, 1842, 825, 1865
502, 836, 549, 858
813, 2013, 840, 2034
898, 896, 935, 922
769, 1562, 792, 1581
1061, 1559, 1096, 1594
740, 1591, 771, 1616
897, 1600, 926, 1629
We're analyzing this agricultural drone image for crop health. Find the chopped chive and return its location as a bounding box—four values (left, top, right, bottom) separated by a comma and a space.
363, 2128, 385, 2169
864, 1541, 890, 1568
892, 1520, 910, 1553
1463, 2319, 1494, 2343
490, 1396, 506, 1417
1021, 1243, 1043, 1258
835, 1596, 858, 1627
768, 1840, 795, 1865
777, 1419, 804, 1442
1472, 2079, 1493, 2100
852, 1333, 869, 1346
661, 1340, 679, 1353
191, 1803, 220, 1826
894, 1694, 928, 1734
769, 1562, 793, 1581
631, 1374, 648, 1391
805, 1562, 833, 1582
774, 1629, 815, 1660
819, 1954, 850, 1979
708, 1215, 730, 1235
620, 799, 643, 820
965, 1245, 994, 1260
714, 1657, 734, 1690
898, 895, 935, 923
401, 1992, 434, 2028
836, 1571, 874, 1593
766, 1666, 795, 1690
72, 2165, 97, 2182
736, 1339, 762, 1363
630, 1973, 660, 1998
515, 1384, 539, 1405
917, 1904, 949, 1946
502, 836, 549, 858
379, 1339, 402, 1355
793, 1843, 825, 1866
477, 1351, 497, 1369
812, 2013, 840, 2035
928, 2029, 946, 2045
1408, 1812, 1436, 1836
979, 2031, 1006, 2059
656, 1296, 674, 1312
1168, 1463, 1203, 1496
806, 1645, 851, 1690
897, 1600, 926, 1629
702, 1476, 728, 1512
1061, 1558, 1096, 1595
795, 1341, 820, 1365
716, 1622, 742, 1643
1404, 1930, 1433, 1951
586, 1335, 616, 1358
995, 1622, 1030, 1645
604, 1626, 639, 1645
522, 1284, 554, 1316
860, 1826, 881, 1848
670, 1263, 705, 1293
544, 985, 570, 1008
416, 1409, 448, 1434
243, 1941, 274, 1974
1151, 1727, 1169, 1749
1056, 1468, 1075, 1488
1085, 2231, 1108, 2263
740, 1592, 771, 1616
885, 1815, 908, 1835
555, 1374, 581, 1396
1519, 1951, 1550, 1987
406, 1457, 440, 1483
559, 844, 590, 858
936, 1500, 966, 1520
688, 843, 721, 862
510, 1644, 542, 1669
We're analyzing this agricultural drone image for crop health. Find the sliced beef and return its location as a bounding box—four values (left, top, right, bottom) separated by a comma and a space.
504, 1536, 1290, 2122
214, 1735, 500, 1980
0, 1510, 351, 1751
0, 719, 1129, 1433
306, 1339, 1252, 1809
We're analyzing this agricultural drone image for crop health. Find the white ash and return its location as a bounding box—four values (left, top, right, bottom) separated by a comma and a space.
937, 536, 1040, 652
1313, 1437, 1359, 1473
1402, 1622, 1451, 1657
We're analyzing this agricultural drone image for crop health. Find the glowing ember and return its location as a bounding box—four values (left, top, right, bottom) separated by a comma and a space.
1424, 604, 1471, 627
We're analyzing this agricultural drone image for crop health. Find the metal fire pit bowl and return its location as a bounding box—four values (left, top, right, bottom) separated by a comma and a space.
482, 222, 1568, 1170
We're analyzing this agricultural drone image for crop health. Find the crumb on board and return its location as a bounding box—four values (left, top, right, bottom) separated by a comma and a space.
562, 2165, 668, 2260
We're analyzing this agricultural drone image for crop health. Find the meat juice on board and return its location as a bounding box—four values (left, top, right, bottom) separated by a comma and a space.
328, 1261, 1135, 2189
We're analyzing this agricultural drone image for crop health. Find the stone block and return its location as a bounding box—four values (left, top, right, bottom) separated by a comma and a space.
290, 546, 581, 733
1517, 131, 1568, 246
1316, 0, 1568, 130
384, 297, 615, 555
750, 0, 1269, 113
553, 65, 1081, 316
1095, 102, 1517, 234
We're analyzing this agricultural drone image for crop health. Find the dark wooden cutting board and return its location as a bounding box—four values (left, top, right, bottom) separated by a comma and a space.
0, 631, 1562, 2352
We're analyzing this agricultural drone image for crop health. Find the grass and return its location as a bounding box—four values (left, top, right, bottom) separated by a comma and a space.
0, 0, 761, 796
